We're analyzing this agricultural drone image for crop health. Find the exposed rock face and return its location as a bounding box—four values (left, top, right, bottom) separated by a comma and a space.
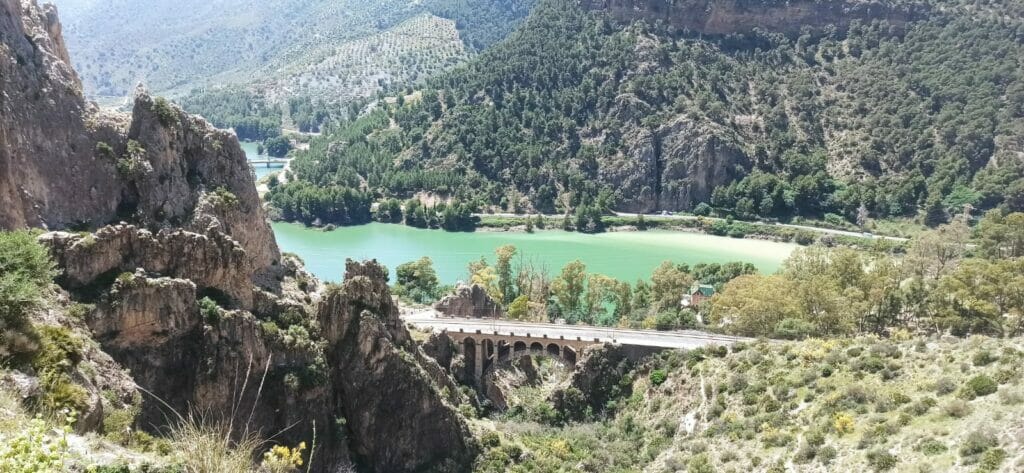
1, 1, 279, 281
551, 344, 636, 420
319, 260, 478, 472
581, 0, 927, 36
608, 116, 750, 212
40, 225, 258, 309
434, 283, 504, 318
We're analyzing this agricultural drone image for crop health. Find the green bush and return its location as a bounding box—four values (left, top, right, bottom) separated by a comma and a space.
972, 350, 998, 367
977, 448, 1007, 472
0, 231, 55, 359
198, 297, 221, 326
649, 369, 668, 386
866, 449, 897, 471
916, 438, 948, 455
152, 97, 179, 127
964, 375, 998, 398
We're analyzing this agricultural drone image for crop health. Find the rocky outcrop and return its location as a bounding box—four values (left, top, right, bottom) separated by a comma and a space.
434, 283, 504, 318
1, 1, 279, 283
581, 0, 927, 36
320, 260, 478, 472
551, 344, 636, 420
40, 225, 258, 310
608, 116, 750, 212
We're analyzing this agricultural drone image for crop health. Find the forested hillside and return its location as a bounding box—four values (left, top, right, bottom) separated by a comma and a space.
281, 0, 1024, 226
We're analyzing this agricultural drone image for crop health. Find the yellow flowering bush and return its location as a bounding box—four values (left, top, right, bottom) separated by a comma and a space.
261, 442, 306, 473
833, 412, 855, 435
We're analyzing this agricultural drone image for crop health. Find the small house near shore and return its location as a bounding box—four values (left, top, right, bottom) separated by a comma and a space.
681, 282, 715, 308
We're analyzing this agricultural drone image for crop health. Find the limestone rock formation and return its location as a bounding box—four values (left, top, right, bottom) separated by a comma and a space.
320, 260, 478, 472
606, 116, 750, 212
434, 283, 505, 318
581, 0, 927, 36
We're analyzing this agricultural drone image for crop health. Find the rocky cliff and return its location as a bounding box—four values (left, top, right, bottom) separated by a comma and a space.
2, 2, 477, 471
581, 0, 927, 35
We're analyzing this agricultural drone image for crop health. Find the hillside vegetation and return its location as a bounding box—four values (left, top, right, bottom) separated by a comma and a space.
281, 0, 1024, 226
53, 0, 534, 133
476, 336, 1024, 472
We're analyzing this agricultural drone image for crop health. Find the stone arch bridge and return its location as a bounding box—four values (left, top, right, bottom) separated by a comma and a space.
414, 315, 751, 386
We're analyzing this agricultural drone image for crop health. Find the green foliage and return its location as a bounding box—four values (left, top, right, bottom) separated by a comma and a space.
31, 326, 88, 413
0, 413, 73, 472
394, 257, 442, 303
268, 181, 373, 226
263, 136, 293, 158
0, 231, 55, 360
181, 88, 282, 141
964, 375, 998, 398
210, 187, 239, 210
649, 369, 667, 386
151, 97, 179, 128
198, 297, 221, 326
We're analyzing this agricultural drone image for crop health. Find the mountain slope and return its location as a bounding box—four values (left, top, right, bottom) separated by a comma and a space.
282, 0, 1024, 225
51, 0, 534, 99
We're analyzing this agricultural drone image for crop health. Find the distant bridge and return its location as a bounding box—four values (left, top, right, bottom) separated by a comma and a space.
403, 313, 750, 385
248, 158, 291, 167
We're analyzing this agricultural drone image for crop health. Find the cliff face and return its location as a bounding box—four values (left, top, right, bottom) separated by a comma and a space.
3, 2, 476, 471
581, 0, 926, 35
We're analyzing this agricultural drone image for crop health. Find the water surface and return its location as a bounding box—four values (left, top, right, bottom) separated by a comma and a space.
272, 222, 797, 283
241, 141, 283, 180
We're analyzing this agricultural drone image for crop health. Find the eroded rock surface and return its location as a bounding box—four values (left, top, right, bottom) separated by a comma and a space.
434, 283, 504, 318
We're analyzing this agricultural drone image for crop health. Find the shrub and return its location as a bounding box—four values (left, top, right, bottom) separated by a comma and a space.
977, 448, 1007, 472
916, 438, 948, 455
933, 377, 957, 395
959, 430, 998, 457
687, 453, 714, 473
480, 431, 501, 448
0, 413, 73, 472
0, 230, 55, 358
943, 399, 972, 418
973, 349, 998, 367
211, 187, 240, 210
198, 297, 221, 325
151, 97, 178, 127
649, 369, 668, 386
817, 445, 837, 464
866, 449, 897, 471
964, 375, 998, 398
833, 413, 855, 435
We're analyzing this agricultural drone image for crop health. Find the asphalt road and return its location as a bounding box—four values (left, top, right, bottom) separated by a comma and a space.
475, 211, 909, 242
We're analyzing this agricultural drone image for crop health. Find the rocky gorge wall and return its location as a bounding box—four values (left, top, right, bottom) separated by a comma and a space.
2, 1, 478, 471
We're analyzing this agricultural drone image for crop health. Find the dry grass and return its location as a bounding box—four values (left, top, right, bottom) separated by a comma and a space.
170, 413, 263, 473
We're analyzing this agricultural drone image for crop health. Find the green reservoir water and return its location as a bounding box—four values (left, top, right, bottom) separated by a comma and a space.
240, 141, 283, 180
272, 222, 798, 284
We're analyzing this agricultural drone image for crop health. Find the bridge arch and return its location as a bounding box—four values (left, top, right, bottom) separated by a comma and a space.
529, 342, 543, 354
546, 343, 560, 357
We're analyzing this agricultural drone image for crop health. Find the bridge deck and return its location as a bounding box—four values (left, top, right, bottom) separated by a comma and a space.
403, 313, 751, 350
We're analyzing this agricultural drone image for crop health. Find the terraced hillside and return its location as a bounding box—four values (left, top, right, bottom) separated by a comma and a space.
51, 0, 534, 100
